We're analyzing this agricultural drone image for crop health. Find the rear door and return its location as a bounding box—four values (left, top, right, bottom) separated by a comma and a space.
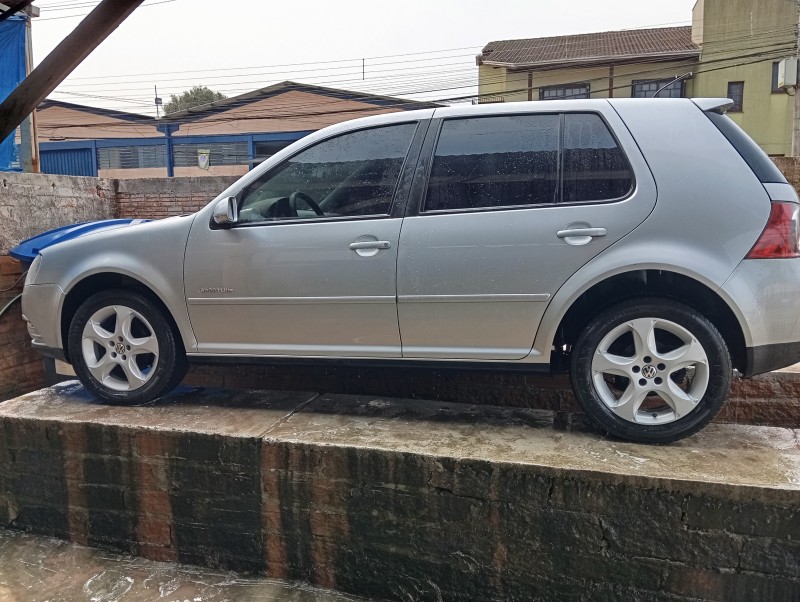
397, 106, 656, 360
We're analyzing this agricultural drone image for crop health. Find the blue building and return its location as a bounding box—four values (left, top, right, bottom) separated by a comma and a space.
36, 81, 440, 178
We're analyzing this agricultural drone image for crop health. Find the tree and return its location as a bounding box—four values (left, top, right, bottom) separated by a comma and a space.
164, 85, 226, 114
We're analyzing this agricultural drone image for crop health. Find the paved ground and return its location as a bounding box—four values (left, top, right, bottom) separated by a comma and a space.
0, 529, 366, 602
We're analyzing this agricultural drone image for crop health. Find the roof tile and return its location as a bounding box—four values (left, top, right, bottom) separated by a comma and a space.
480, 26, 699, 67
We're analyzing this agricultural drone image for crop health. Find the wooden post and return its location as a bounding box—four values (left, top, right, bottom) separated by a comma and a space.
0, 0, 144, 142
19, 15, 39, 172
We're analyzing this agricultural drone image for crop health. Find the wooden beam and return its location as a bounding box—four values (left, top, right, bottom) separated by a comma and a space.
0, 0, 143, 142
0, 2, 38, 18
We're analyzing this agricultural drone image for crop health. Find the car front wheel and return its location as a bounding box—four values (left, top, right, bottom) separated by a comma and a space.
68, 289, 187, 404
570, 299, 731, 443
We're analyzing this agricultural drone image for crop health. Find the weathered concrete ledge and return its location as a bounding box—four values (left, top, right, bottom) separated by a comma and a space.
184, 363, 800, 428
1, 383, 799, 601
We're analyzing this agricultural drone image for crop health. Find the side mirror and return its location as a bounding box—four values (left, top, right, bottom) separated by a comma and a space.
212, 196, 239, 227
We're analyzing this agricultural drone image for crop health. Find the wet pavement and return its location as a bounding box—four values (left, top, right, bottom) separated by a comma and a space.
0, 529, 367, 602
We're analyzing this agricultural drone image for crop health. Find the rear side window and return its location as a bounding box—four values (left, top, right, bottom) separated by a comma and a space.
424, 112, 633, 212
705, 111, 788, 184
425, 115, 560, 211
563, 113, 634, 203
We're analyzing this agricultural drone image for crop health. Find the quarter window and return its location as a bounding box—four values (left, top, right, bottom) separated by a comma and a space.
424, 115, 560, 212
562, 113, 634, 202
238, 123, 416, 223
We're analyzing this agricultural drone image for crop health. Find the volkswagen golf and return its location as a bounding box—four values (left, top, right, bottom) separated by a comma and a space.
21, 97, 800, 443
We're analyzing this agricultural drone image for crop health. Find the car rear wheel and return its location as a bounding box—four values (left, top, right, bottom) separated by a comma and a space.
570, 299, 731, 443
68, 289, 187, 404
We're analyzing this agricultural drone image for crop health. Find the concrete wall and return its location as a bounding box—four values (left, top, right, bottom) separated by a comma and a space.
1, 385, 799, 601
0, 172, 115, 255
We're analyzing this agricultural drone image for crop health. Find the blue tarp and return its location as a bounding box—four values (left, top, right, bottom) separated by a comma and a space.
0, 15, 26, 172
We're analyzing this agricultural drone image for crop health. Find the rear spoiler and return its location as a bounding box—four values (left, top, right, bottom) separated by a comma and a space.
692, 98, 734, 114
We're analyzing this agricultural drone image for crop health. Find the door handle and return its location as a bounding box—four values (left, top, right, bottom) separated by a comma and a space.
556, 228, 607, 239
349, 240, 391, 250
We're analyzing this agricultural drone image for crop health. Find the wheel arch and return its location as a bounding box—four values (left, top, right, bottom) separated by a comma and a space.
547, 269, 747, 373
60, 271, 186, 363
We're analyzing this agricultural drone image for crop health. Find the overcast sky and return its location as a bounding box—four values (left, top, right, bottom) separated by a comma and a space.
31, 0, 697, 115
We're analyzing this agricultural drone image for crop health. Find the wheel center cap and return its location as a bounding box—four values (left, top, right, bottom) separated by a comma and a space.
642, 364, 657, 379
115, 342, 126, 355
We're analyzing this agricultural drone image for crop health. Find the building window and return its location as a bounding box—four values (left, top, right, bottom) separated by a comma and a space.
97, 145, 166, 170
632, 79, 685, 98
772, 62, 783, 93
172, 141, 249, 167
254, 140, 293, 160
727, 81, 744, 112
539, 83, 589, 100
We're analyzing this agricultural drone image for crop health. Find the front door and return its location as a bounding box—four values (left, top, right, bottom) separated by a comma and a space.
397, 109, 656, 360
184, 121, 420, 358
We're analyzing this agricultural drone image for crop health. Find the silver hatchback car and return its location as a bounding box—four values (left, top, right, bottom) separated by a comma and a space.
21, 98, 800, 443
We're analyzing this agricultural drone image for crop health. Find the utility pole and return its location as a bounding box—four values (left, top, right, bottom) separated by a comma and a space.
0, 0, 144, 143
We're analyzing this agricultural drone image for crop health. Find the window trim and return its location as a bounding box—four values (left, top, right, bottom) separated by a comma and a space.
416, 111, 636, 216
727, 81, 744, 112
228, 120, 421, 228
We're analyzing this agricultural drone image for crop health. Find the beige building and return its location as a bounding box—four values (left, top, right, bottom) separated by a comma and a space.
478, 0, 798, 156
477, 27, 700, 103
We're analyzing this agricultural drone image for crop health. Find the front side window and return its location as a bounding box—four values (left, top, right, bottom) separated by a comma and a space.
632, 79, 685, 99
540, 83, 590, 100
424, 114, 560, 212
238, 123, 416, 223
727, 81, 744, 112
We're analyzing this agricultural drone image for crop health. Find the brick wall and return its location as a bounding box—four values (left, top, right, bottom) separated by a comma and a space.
773, 157, 800, 190
0, 257, 45, 399
115, 176, 237, 219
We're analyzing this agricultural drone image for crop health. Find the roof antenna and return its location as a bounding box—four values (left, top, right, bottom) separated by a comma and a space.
652, 72, 693, 98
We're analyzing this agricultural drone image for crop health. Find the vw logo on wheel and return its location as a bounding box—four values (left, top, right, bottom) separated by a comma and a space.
642, 365, 658, 379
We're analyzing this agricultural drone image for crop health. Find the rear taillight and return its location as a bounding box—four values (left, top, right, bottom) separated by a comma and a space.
746, 202, 800, 259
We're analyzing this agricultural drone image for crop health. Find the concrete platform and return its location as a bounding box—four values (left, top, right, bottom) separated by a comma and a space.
183, 363, 800, 428
1, 382, 799, 601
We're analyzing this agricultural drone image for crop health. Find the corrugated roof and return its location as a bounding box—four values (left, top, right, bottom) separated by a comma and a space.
479, 26, 699, 68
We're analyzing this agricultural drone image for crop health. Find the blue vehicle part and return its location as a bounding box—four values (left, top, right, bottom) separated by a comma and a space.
10, 219, 150, 267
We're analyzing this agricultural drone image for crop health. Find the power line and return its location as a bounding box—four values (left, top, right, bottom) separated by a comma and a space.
36, 0, 177, 20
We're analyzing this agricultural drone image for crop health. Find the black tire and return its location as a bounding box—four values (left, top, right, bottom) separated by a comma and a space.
67, 289, 188, 405
570, 298, 731, 444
